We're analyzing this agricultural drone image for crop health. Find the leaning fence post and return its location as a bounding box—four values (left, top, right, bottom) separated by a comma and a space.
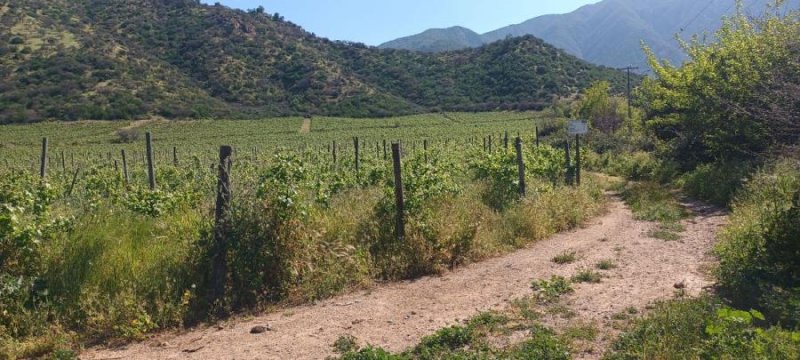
391, 143, 405, 241
67, 167, 80, 197
145, 132, 156, 190
212, 145, 233, 310
515, 137, 526, 197
39, 137, 48, 179
121, 149, 129, 185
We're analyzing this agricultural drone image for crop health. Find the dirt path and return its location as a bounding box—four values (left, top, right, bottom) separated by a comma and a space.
83, 196, 726, 360
300, 118, 311, 133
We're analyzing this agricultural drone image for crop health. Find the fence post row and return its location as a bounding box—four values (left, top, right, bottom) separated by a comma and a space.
211, 145, 233, 310
145, 132, 156, 190
515, 137, 526, 197
391, 143, 405, 241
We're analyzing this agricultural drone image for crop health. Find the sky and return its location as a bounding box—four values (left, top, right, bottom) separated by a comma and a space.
200, 0, 601, 46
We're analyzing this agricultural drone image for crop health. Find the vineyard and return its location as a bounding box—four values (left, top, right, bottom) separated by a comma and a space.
0, 111, 608, 357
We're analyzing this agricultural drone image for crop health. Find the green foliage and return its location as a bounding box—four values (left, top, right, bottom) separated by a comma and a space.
571, 269, 603, 284
677, 161, 754, 207
640, 8, 800, 169
0, 113, 609, 356
574, 81, 624, 134
618, 182, 687, 224
531, 276, 574, 303
334, 311, 569, 360
716, 160, 800, 326
551, 251, 577, 265
469, 143, 563, 210
606, 298, 800, 360
0, 2, 628, 122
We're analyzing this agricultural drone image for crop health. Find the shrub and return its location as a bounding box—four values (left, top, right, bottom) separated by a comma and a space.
606, 298, 800, 360
678, 160, 754, 207
716, 160, 800, 326
114, 128, 141, 143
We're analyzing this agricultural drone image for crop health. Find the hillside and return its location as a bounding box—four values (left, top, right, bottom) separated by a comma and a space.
0, 0, 627, 123
381, 0, 800, 69
378, 26, 484, 52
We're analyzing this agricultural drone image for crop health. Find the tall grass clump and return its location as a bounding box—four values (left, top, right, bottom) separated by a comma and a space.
716, 160, 800, 326
677, 160, 755, 207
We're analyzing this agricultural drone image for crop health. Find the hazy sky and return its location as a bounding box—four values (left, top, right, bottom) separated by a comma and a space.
200, 0, 601, 45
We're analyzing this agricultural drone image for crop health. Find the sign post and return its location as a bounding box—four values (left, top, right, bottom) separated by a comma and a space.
567, 121, 588, 186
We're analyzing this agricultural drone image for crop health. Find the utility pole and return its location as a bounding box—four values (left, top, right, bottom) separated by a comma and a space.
620, 66, 639, 119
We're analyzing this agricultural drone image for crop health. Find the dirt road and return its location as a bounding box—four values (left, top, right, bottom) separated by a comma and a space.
84, 197, 726, 360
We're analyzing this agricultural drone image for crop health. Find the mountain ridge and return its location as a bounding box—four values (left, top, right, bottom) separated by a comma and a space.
380, 0, 800, 69
0, 0, 630, 123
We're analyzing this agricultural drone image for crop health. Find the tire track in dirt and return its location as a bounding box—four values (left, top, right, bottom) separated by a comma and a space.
83, 196, 726, 360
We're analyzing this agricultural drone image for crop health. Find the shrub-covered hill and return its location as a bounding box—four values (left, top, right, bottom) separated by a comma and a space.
0, 0, 629, 123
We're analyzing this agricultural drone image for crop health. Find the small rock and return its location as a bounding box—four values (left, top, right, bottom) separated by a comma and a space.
250, 325, 271, 334
674, 281, 687, 289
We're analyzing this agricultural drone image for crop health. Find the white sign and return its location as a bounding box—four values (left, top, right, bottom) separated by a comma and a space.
568, 120, 589, 135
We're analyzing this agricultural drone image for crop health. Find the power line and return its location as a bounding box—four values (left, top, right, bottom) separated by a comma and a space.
680, 0, 718, 32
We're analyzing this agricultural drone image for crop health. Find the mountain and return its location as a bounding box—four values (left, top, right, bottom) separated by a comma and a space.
0, 0, 628, 123
379, 26, 484, 52
381, 0, 800, 69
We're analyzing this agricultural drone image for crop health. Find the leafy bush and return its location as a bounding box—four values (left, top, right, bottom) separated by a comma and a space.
606, 298, 800, 360
677, 160, 754, 207
716, 160, 800, 326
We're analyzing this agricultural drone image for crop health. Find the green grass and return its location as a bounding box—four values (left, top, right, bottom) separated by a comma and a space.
571, 269, 603, 284
531, 276, 575, 303
617, 182, 688, 224
0, 114, 611, 358
334, 311, 571, 360
595, 260, 617, 270
552, 251, 578, 265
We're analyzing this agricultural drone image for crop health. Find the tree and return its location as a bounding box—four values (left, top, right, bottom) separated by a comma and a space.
639, 4, 800, 168
574, 81, 623, 134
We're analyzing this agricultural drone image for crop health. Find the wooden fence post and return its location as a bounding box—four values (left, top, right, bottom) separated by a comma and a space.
391, 143, 405, 241
212, 145, 233, 310
423, 139, 428, 163
353, 137, 360, 173
121, 149, 129, 185
145, 132, 156, 190
332, 140, 337, 165
564, 141, 573, 185
383, 139, 387, 161
488, 135, 493, 152
504, 131, 509, 150
67, 168, 80, 197
535, 126, 540, 147
515, 137, 526, 197
60, 151, 66, 174
39, 137, 48, 179
173, 146, 178, 167
575, 135, 581, 186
